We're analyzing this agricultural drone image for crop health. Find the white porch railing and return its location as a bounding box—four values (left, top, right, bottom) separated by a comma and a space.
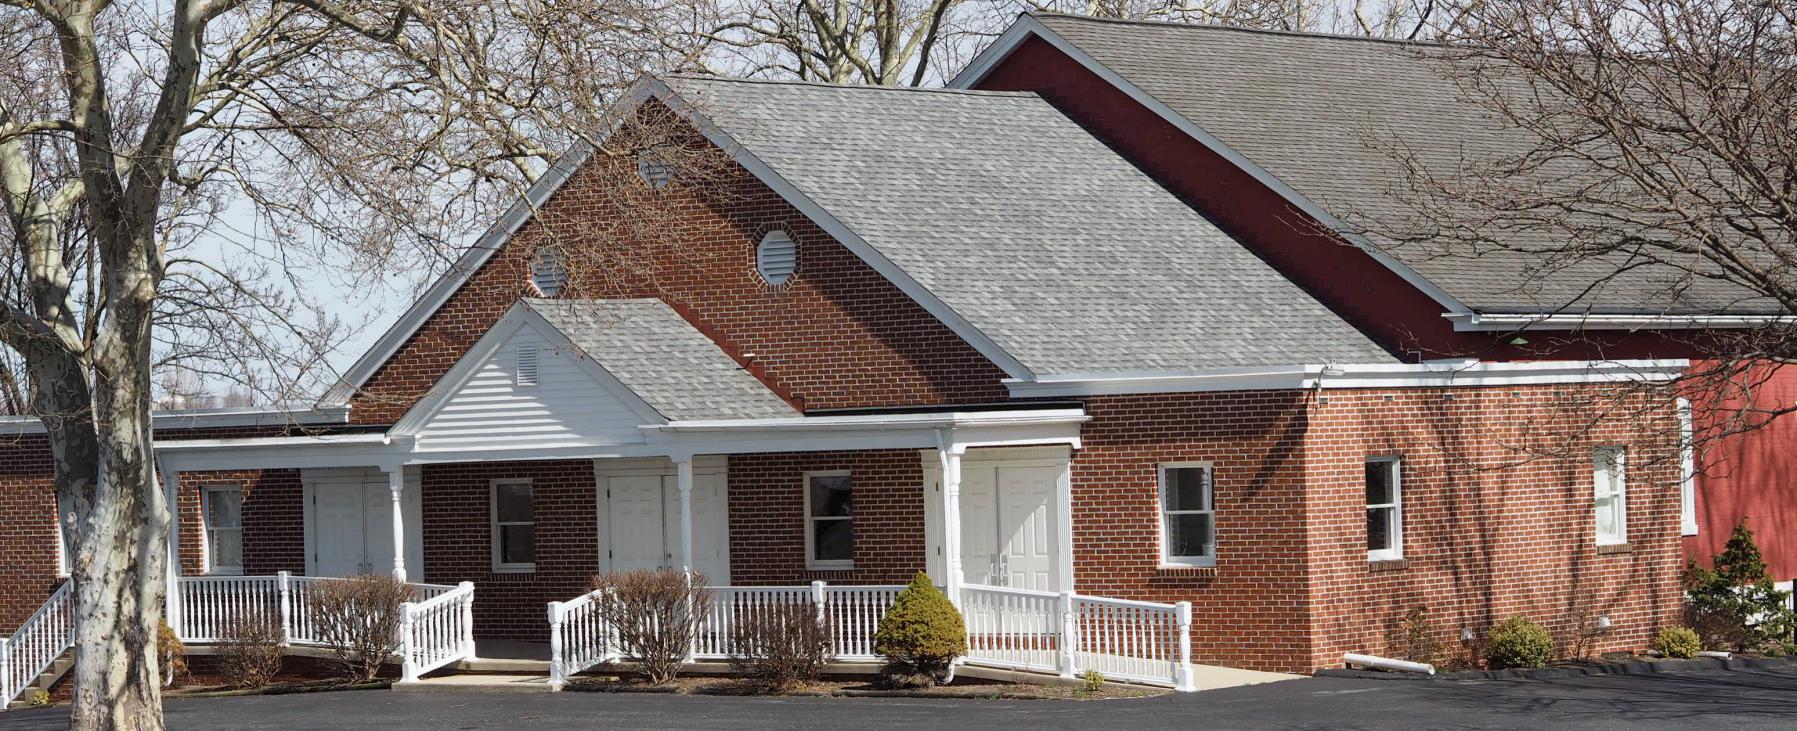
962, 583, 1194, 691
173, 573, 473, 683
1, 582, 74, 708
548, 582, 905, 688
399, 582, 477, 682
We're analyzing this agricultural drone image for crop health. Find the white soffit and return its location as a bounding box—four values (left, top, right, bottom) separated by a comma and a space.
1005, 360, 1689, 397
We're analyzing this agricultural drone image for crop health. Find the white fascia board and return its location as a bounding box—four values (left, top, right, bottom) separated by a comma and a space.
320, 143, 597, 405
948, 15, 1473, 318
641, 408, 1089, 455
1447, 311, 1797, 332
1007, 360, 1689, 397
644, 408, 1089, 432
643, 78, 1037, 381
154, 433, 402, 472
0, 406, 351, 436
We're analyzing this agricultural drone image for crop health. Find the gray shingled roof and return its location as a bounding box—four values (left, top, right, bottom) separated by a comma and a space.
667, 76, 1396, 375
1029, 13, 1777, 316
524, 298, 798, 421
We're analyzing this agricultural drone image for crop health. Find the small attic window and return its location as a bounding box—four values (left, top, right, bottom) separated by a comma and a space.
515, 343, 540, 387
756, 230, 797, 285
636, 146, 674, 190
530, 248, 567, 296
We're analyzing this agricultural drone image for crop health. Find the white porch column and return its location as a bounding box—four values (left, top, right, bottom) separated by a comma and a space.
936, 433, 965, 607
160, 462, 183, 633
675, 456, 695, 576
386, 466, 407, 582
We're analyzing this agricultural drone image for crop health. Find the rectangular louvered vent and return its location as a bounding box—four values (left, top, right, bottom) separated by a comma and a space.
515, 344, 539, 386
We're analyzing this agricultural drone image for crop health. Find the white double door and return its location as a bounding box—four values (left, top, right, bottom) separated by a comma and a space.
304, 467, 423, 578
960, 464, 1061, 592
598, 462, 730, 584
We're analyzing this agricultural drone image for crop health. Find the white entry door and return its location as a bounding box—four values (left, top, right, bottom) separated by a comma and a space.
608, 475, 668, 572
304, 467, 423, 577
598, 462, 729, 583
959, 465, 1061, 592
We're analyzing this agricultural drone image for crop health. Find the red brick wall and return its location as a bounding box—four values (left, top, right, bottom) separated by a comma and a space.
418, 459, 599, 640
1067, 391, 1315, 672
351, 113, 1006, 423
171, 469, 306, 576
725, 451, 929, 586
1301, 387, 1684, 670
1064, 385, 1683, 673
0, 436, 63, 632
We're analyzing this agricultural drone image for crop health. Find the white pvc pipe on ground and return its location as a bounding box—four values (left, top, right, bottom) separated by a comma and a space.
1344, 653, 1436, 675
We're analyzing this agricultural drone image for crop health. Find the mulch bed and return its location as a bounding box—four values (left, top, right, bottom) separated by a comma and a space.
565, 674, 1165, 700
1318, 653, 1797, 682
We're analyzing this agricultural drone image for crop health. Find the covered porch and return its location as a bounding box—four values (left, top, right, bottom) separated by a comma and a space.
119, 297, 1197, 690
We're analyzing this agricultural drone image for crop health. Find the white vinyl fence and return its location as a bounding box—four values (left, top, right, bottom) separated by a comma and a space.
548, 582, 904, 687
1, 582, 74, 708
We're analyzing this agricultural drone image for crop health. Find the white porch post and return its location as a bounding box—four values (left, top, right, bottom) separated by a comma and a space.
936, 432, 965, 607
675, 456, 695, 575
386, 466, 407, 582
160, 462, 183, 634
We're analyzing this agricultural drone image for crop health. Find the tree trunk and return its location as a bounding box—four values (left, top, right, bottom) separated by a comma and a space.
65, 224, 167, 728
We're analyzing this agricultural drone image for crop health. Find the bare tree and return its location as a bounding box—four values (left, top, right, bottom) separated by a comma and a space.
1366, 0, 1797, 450
705, 0, 963, 85
0, 1, 722, 727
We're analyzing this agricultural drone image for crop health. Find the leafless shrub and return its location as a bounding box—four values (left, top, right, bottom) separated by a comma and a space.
216, 611, 286, 689
1385, 606, 1443, 665
590, 570, 712, 685
309, 574, 411, 682
727, 602, 832, 692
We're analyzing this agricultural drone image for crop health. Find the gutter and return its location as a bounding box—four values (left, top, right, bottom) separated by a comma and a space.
1446, 312, 1796, 332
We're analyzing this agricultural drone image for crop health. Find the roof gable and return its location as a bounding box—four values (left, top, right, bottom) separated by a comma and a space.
957, 12, 1776, 319
664, 76, 1395, 375
391, 299, 796, 452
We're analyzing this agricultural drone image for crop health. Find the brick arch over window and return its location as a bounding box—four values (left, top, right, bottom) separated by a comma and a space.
350, 127, 1009, 424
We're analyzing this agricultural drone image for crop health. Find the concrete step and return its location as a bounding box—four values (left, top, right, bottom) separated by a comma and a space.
393, 674, 555, 694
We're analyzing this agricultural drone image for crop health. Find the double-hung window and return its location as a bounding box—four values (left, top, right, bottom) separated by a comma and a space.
805, 471, 854, 569
491, 479, 536, 572
55, 497, 72, 577
1365, 458, 1403, 561
1594, 447, 1628, 546
1160, 464, 1216, 567
203, 485, 244, 574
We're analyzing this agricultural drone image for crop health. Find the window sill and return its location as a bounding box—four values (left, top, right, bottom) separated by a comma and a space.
206, 568, 245, 577
1368, 559, 1409, 572
1157, 564, 1217, 578
491, 566, 537, 575
1597, 543, 1634, 555
806, 564, 856, 573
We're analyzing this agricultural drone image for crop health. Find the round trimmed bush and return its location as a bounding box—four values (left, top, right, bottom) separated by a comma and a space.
873, 572, 966, 688
1484, 616, 1554, 670
1653, 626, 1702, 659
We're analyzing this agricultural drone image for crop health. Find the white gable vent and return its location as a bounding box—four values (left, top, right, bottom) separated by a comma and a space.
530, 247, 567, 296
756, 231, 796, 285
515, 344, 540, 387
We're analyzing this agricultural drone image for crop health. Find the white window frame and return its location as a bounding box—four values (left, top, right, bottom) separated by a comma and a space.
1158, 463, 1216, 568
1594, 446, 1628, 546
54, 497, 71, 577
1678, 398, 1698, 536
490, 479, 537, 573
202, 484, 244, 575
1365, 457, 1403, 562
803, 470, 854, 570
